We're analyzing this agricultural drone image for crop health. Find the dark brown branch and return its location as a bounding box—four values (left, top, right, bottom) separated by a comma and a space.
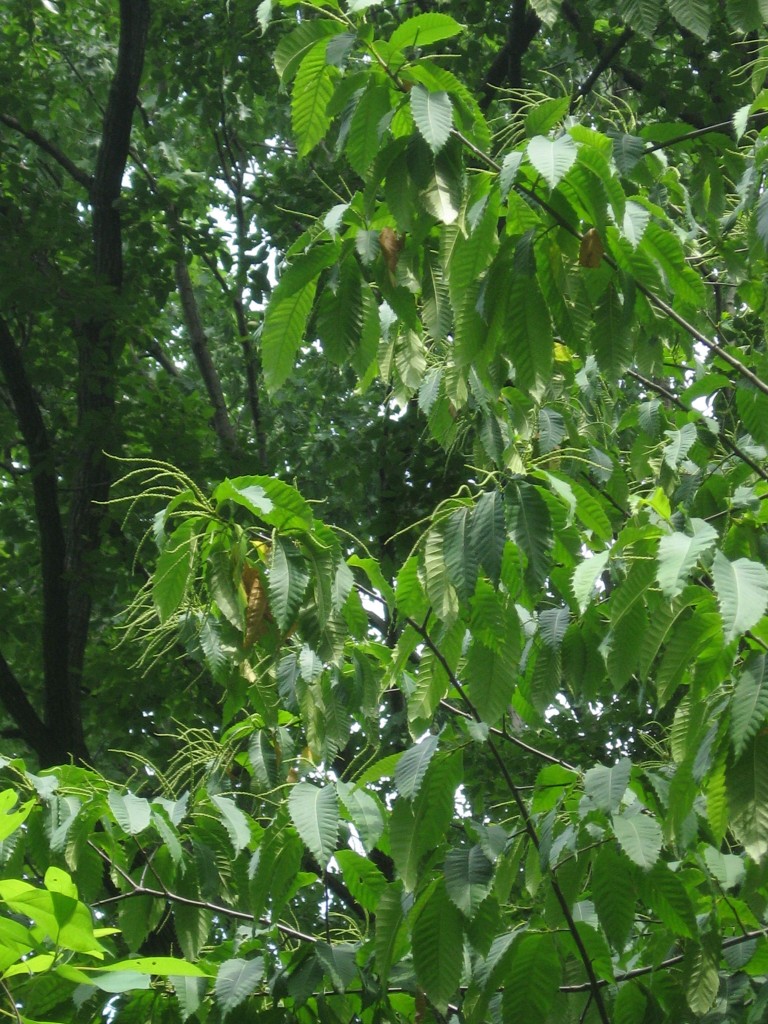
0, 647, 49, 762
570, 26, 634, 111
0, 112, 93, 191
480, 1, 541, 109
64, 0, 151, 762
0, 316, 68, 764
174, 253, 239, 452
628, 369, 768, 484
406, 616, 610, 1024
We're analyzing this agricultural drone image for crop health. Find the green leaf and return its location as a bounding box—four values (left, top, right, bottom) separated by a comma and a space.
444, 506, 478, 600
108, 792, 151, 835
389, 13, 463, 52
337, 783, 385, 854
209, 794, 251, 854
274, 21, 341, 83
262, 277, 318, 394
173, 975, 207, 1021
410, 85, 453, 153
424, 525, 459, 624
375, 883, 408, 981
504, 275, 553, 389
501, 933, 562, 1020
315, 941, 358, 992
612, 812, 662, 869
154, 521, 197, 623
662, 422, 697, 468
291, 43, 336, 156
0, 791, 33, 842
288, 782, 339, 869
346, 81, 391, 176
737, 386, 768, 444
656, 518, 718, 598
528, 0, 563, 23
643, 862, 697, 937
592, 846, 635, 950
412, 879, 464, 1012
619, 0, 661, 34
334, 850, 388, 912
572, 550, 610, 613
101, 957, 210, 977
444, 846, 494, 917
584, 758, 631, 812
668, 0, 712, 38
712, 550, 768, 642
527, 134, 578, 188
214, 957, 264, 1017
506, 481, 553, 588
395, 734, 439, 800
756, 190, 768, 252
728, 732, 768, 861
614, 981, 648, 1024
470, 490, 505, 585
267, 537, 310, 632
731, 655, 768, 758
465, 630, 520, 725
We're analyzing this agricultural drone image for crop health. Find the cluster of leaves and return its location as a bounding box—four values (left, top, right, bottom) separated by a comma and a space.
4, 0, 768, 1022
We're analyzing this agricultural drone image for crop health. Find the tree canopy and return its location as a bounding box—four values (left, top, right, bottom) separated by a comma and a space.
3, 0, 768, 1021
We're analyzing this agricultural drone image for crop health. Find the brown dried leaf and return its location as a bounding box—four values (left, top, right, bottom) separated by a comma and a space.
243, 565, 269, 648
380, 226, 404, 276
579, 227, 604, 268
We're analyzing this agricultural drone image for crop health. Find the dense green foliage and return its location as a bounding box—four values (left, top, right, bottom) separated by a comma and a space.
4, 0, 768, 1021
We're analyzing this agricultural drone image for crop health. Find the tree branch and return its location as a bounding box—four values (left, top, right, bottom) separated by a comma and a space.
174, 251, 239, 453
64, 0, 151, 761
0, 112, 93, 191
0, 316, 69, 764
480, 1, 541, 109
570, 26, 634, 111
406, 615, 610, 1024
0, 646, 49, 762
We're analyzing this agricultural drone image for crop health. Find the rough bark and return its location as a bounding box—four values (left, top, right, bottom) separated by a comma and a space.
0, 317, 73, 763
61, 0, 151, 761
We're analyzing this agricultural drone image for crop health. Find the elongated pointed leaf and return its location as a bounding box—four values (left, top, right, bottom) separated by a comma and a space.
262, 277, 318, 394
288, 782, 339, 869
728, 732, 768, 861
470, 490, 505, 585
572, 550, 610, 613
656, 519, 718, 598
395, 735, 439, 800
444, 846, 494, 917
267, 538, 310, 632
410, 85, 453, 153
731, 655, 768, 758
292, 43, 335, 156
501, 933, 562, 1020
210, 794, 251, 854
214, 957, 264, 1017
108, 792, 151, 835
592, 846, 635, 950
644, 862, 696, 937
612, 812, 662, 869
712, 550, 768, 642
619, 0, 661, 34
444, 506, 478, 599
412, 880, 464, 1011
584, 758, 631, 812
668, 0, 711, 38
389, 13, 463, 52
527, 134, 577, 188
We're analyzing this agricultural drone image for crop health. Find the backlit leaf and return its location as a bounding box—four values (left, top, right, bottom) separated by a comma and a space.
288, 782, 339, 870
712, 550, 768, 642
